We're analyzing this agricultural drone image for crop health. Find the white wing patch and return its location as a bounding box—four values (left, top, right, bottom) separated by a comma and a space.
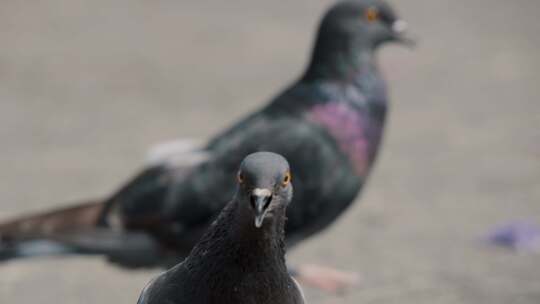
145, 138, 210, 168
137, 276, 157, 304
291, 276, 305, 303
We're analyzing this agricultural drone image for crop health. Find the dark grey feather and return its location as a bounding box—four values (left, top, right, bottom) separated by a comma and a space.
137, 152, 304, 304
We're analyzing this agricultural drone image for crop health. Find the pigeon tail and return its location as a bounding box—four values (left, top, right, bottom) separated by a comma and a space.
0, 229, 164, 268
0, 201, 166, 267
0, 239, 76, 261
0, 200, 104, 261
0, 200, 105, 242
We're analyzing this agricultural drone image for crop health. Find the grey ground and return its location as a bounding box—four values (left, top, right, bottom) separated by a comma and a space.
1, 0, 539, 303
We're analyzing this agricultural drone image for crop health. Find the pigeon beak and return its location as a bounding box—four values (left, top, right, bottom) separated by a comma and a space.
251, 188, 273, 228
392, 20, 417, 48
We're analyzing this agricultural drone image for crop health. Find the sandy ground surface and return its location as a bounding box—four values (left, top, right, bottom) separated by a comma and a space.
1, 0, 539, 303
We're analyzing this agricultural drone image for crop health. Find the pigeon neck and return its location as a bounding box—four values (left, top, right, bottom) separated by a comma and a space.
187, 200, 288, 274
232, 201, 288, 268
302, 30, 376, 83
181, 200, 296, 304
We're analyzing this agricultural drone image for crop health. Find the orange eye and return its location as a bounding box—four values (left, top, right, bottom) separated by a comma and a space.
237, 172, 245, 184
365, 7, 379, 22
282, 171, 291, 187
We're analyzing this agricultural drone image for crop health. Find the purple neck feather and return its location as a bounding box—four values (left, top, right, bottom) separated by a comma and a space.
307, 102, 370, 175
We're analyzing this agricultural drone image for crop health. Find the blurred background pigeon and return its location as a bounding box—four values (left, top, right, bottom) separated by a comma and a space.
0, 0, 412, 292
137, 152, 304, 304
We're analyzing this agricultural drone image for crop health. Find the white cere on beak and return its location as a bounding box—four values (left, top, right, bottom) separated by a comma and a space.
253, 188, 272, 197
392, 20, 408, 34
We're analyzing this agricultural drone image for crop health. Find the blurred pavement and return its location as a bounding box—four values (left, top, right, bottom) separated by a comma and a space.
0, 0, 539, 303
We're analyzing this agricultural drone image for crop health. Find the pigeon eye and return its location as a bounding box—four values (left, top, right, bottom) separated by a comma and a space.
282, 171, 291, 187
237, 172, 245, 184
365, 7, 379, 22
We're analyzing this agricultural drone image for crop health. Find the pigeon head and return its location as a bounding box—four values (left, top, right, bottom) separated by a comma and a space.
305, 0, 413, 80
321, 0, 414, 48
236, 152, 293, 229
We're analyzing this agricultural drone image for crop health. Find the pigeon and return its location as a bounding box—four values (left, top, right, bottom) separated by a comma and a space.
137, 152, 304, 304
0, 0, 413, 291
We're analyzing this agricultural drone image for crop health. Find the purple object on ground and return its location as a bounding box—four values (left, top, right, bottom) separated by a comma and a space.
487, 221, 540, 252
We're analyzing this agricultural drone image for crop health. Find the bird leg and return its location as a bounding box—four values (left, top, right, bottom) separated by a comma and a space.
292, 264, 361, 294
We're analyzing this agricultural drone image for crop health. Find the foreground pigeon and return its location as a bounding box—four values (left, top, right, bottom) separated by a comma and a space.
0, 0, 412, 291
137, 152, 304, 304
